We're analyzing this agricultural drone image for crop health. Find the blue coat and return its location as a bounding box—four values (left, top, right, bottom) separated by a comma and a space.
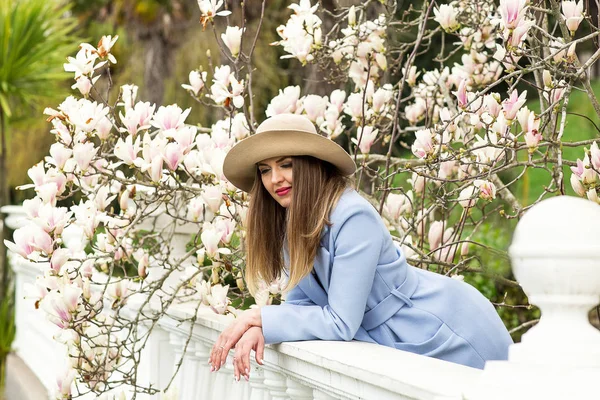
260, 189, 513, 369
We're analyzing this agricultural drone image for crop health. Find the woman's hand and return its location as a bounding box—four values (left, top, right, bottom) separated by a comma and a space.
233, 326, 265, 381
209, 308, 262, 372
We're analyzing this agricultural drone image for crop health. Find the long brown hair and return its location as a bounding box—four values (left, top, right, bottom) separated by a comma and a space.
245, 156, 349, 295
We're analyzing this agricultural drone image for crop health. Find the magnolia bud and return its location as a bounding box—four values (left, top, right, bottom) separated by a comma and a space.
197, 248, 206, 265
314, 28, 322, 46
460, 241, 470, 257
211, 265, 220, 284
348, 6, 356, 26
236, 272, 245, 291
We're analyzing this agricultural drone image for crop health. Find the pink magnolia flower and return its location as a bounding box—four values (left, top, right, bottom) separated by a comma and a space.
34, 204, 71, 235
498, 0, 528, 30
524, 128, 543, 150
4, 227, 37, 258
215, 218, 236, 244
71, 75, 98, 96
562, 1, 584, 35
207, 284, 230, 314
181, 70, 207, 96
151, 105, 191, 132
344, 92, 366, 121
474, 180, 497, 201
301, 94, 328, 122
433, 4, 460, 32
201, 185, 224, 214
428, 220, 445, 251
198, 0, 231, 20
353, 126, 379, 154
187, 197, 208, 222
329, 89, 346, 113
55, 369, 76, 399
502, 89, 527, 120
453, 79, 468, 109
372, 85, 394, 113
163, 142, 184, 171
201, 226, 222, 258
587, 188, 600, 204
114, 135, 141, 165
230, 113, 250, 140
402, 66, 420, 87
383, 192, 413, 221
50, 248, 71, 274
107, 280, 129, 307
42, 286, 81, 329
571, 156, 597, 184
590, 142, 600, 171
97, 35, 119, 63
73, 142, 98, 171
221, 26, 245, 57
458, 186, 477, 209
508, 18, 534, 48
63, 47, 104, 78
411, 129, 434, 159
120, 84, 138, 111
409, 172, 426, 194
570, 173, 586, 196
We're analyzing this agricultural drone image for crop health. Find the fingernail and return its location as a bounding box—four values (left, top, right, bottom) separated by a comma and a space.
245, 368, 249, 375
245, 375, 249, 382
236, 375, 240, 382
221, 360, 225, 366
210, 366, 214, 372
258, 359, 263, 365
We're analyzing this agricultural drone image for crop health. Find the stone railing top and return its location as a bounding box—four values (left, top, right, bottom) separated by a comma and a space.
167, 304, 482, 400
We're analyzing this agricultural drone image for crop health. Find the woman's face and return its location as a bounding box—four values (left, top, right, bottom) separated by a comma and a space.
257, 156, 293, 208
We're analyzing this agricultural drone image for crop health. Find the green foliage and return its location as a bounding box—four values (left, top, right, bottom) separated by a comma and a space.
0, 287, 16, 393
0, 0, 79, 119
513, 80, 600, 206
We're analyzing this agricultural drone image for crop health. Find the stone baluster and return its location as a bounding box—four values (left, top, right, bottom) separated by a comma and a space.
248, 367, 270, 400
168, 332, 186, 397
177, 339, 206, 400
263, 369, 290, 400
285, 378, 313, 400
193, 341, 213, 400
465, 196, 600, 400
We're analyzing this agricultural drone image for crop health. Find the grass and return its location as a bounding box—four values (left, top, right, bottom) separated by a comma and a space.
512, 80, 600, 206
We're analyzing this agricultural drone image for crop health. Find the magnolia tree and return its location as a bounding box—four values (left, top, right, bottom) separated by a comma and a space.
5, 0, 600, 397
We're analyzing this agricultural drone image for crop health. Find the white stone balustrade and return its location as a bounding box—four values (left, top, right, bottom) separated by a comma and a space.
3, 195, 600, 400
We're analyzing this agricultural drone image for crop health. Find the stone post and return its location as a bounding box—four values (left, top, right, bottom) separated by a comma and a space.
465, 196, 600, 400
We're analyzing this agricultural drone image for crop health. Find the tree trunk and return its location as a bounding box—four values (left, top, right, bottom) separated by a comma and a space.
140, 28, 173, 105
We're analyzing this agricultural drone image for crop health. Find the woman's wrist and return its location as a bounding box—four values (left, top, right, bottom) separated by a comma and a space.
243, 308, 262, 328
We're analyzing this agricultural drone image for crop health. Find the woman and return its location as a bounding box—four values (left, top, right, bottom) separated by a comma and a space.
210, 114, 512, 381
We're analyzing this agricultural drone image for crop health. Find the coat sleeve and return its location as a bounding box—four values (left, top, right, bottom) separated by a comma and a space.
260, 205, 383, 344
281, 284, 317, 307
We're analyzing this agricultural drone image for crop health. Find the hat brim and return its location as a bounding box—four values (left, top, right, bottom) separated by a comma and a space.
223, 130, 356, 192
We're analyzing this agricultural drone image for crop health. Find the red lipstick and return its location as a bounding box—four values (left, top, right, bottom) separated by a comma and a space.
275, 187, 292, 196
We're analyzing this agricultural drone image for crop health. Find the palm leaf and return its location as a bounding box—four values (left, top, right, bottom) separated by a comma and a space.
0, 0, 80, 118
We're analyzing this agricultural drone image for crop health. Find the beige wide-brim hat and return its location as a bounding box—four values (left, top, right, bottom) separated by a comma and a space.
223, 114, 356, 192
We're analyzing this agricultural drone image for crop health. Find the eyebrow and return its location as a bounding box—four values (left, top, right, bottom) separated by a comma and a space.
256, 157, 292, 167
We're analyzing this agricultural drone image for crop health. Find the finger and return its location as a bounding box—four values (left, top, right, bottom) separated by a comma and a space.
235, 349, 244, 382
232, 354, 240, 382
242, 349, 251, 381
255, 338, 265, 365
215, 344, 227, 372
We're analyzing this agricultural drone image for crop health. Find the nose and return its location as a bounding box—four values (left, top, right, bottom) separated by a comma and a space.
271, 168, 284, 184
